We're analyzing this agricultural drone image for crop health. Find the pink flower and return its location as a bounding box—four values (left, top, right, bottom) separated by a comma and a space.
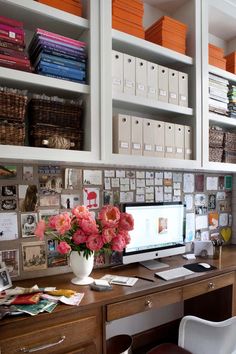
111, 234, 126, 252
86, 234, 104, 251
57, 241, 71, 254
118, 230, 131, 245
98, 205, 120, 228
35, 219, 46, 240
72, 229, 87, 244
79, 216, 98, 234
54, 213, 71, 235
102, 228, 116, 244
48, 215, 57, 229
72, 205, 90, 220
119, 212, 134, 231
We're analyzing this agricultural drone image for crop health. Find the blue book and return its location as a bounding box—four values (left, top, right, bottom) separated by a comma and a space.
37, 62, 86, 81
37, 53, 86, 70
37, 60, 86, 76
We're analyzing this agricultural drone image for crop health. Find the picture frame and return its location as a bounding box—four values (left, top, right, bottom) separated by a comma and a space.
0, 267, 12, 291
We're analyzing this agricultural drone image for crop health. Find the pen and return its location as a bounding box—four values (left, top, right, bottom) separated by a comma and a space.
134, 276, 155, 282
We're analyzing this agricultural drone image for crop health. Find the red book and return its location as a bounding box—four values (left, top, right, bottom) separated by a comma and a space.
36, 28, 86, 48
0, 39, 25, 51
0, 33, 24, 45
0, 47, 28, 59
0, 53, 30, 65
0, 15, 23, 29
0, 24, 25, 42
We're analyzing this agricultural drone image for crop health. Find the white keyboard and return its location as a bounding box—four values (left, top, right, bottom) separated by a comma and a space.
155, 267, 194, 281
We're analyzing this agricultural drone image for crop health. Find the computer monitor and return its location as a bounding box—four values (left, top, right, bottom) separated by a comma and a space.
122, 202, 185, 269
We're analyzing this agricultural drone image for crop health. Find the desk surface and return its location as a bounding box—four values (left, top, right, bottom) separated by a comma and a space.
4, 245, 236, 312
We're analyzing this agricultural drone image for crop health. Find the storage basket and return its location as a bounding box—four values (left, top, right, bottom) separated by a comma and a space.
29, 98, 82, 128
224, 132, 236, 151
209, 128, 224, 147
223, 150, 236, 164
209, 147, 223, 162
29, 124, 83, 150
0, 90, 27, 122
0, 120, 25, 145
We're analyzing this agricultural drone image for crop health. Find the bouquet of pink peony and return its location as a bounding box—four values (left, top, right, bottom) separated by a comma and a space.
35, 205, 134, 259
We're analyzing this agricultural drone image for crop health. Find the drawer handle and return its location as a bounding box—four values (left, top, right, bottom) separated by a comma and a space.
208, 282, 215, 289
20, 335, 66, 353
145, 299, 153, 308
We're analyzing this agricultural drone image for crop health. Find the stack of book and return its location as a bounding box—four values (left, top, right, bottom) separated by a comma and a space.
224, 51, 236, 74
208, 44, 226, 70
228, 85, 236, 118
0, 15, 31, 72
209, 73, 229, 116
145, 16, 187, 55
35, 0, 82, 17
28, 28, 87, 83
112, 0, 144, 39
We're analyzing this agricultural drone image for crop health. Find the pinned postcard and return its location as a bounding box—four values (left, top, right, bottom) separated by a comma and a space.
0, 249, 19, 277
185, 213, 195, 242
104, 177, 111, 190
206, 176, 218, 191
155, 186, 163, 202
136, 171, 145, 179
184, 194, 193, 211
183, 173, 194, 193
0, 165, 17, 179
22, 241, 47, 271
116, 170, 125, 178
83, 170, 102, 185
195, 174, 204, 192
23, 166, 34, 182
219, 213, 228, 227
61, 194, 80, 209
120, 191, 133, 203
0, 212, 18, 240
195, 215, 208, 230
103, 191, 113, 205
104, 170, 115, 178
83, 188, 100, 209
225, 175, 232, 190
65, 168, 82, 189
173, 173, 182, 183
208, 212, 219, 230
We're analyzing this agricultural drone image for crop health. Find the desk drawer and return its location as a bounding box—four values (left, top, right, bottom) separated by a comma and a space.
0, 315, 97, 354
183, 272, 234, 300
106, 287, 182, 321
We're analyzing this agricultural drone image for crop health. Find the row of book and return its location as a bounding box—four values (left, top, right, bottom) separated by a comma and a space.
0, 15, 31, 72
209, 73, 229, 116
28, 28, 86, 83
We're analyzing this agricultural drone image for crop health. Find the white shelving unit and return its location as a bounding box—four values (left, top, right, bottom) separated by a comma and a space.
0, 0, 100, 164
100, 0, 202, 170
202, 0, 236, 172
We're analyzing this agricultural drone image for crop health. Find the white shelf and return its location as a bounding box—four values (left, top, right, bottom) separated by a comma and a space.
209, 113, 236, 128
204, 161, 236, 173
113, 92, 193, 116
0, 0, 89, 38
112, 29, 193, 67
0, 67, 90, 97
209, 65, 236, 84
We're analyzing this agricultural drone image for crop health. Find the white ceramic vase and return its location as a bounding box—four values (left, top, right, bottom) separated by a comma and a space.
69, 250, 94, 285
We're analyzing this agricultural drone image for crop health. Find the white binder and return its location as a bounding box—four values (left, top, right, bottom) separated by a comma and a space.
164, 122, 175, 158
143, 119, 155, 156
112, 50, 124, 93
158, 65, 168, 102
169, 69, 179, 105
179, 71, 188, 107
184, 125, 192, 160
154, 120, 165, 157
113, 114, 131, 155
174, 124, 185, 159
131, 116, 143, 155
124, 53, 135, 95
147, 61, 158, 100
135, 57, 147, 97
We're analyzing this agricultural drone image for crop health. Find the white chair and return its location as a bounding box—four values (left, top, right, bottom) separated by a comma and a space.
178, 315, 236, 354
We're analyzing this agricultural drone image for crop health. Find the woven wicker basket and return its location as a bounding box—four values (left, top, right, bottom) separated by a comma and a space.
0, 121, 25, 145
209, 128, 224, 147
224, 132, 236, 151
223, 150, 236, 164
0, 90, 27, 122
29, 98, 82, 128
209, 147, 223, 162
29, 124, 83, 150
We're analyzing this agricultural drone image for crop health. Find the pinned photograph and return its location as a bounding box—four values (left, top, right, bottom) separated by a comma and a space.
23, 166, 34, 182
19, 184, 38, 212
0, 249, 19, 277
208, 194, 216, 210
103, 191, 113, 205
22, 241, 46, 271
38, 209, 59, 222
61, 194, 80, 209
209, 212, 219, 230
39, 166, 62, 207
1, 185, 16, 197
0, 165, 17, 179
0, 267, 12, 291
83, 170, 102, 185
65, 168, 82, 189
47, 239, 68, 268
1, 199, 17, 211
21, 213, 38, 237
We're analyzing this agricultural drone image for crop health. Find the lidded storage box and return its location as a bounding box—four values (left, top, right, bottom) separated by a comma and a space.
29, 94, 83, 150
209, 126, 224, 162
0, 87, 27, 146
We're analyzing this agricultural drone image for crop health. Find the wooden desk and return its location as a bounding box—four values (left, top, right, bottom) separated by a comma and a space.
1, 246, 236, 354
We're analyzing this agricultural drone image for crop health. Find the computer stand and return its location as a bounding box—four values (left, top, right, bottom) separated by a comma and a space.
139, 259, 169, 271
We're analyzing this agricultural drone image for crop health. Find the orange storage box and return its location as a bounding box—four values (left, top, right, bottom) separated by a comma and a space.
225, 51, 236, 74
112, 17, 144, 39
208, 44, 224, 59
112, 5, 143, 25
37, 0, 82, 17
209, 56, 226, 70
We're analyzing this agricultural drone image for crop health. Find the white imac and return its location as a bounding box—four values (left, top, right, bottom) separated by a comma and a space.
122, 202, 185, 269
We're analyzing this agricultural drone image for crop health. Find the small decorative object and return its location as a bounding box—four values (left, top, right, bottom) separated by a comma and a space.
35, 205, 134, 285
0, 265, 12, 291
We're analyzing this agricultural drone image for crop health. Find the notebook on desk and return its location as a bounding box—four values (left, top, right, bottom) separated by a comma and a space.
155, 266, 194, 281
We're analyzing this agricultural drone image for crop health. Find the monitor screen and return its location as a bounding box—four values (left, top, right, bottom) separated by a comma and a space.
122, 202, 185, 266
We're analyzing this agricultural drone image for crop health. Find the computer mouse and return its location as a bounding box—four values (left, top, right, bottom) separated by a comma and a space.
198, 262, 211, 269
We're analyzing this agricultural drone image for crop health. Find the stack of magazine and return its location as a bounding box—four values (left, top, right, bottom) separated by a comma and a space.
28, 28, 87, 83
